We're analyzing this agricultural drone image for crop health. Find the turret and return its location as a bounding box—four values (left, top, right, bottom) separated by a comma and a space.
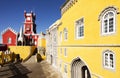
17, 26, 23, 45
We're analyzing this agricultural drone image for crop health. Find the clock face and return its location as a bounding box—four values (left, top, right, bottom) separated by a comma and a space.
27, 17, 31, 21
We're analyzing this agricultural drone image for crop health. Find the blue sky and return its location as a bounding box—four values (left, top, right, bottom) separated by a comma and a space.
0, 0, 65, 42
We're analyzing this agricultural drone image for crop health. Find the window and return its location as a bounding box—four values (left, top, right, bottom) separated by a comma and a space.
99, 7, 118, 35
64, 48, 67, 57
53, 34, 56, 42
59, 61, 62, 72
103, 50, 115, 70
64, 28, 68, 40
60, 32, 62, 42
64, 64, 67, 73
101, 11, 115, 35
8, 37, 11, 44
34, 41, 37, 45
76, 18, 84, 39
27, 17, 31, 21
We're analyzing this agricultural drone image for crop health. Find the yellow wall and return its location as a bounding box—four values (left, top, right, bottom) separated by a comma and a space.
58, 0, 120, 78
38, 38, 46, 60
9, 46, 36, 61
38, 38, 46, 48
59, 0, 120, 45
58, 47, 120, 78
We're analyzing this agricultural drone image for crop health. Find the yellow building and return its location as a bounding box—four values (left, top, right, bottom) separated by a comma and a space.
38, 32, 46, 48
57, 0, 120, 78
38, 32, 46, 59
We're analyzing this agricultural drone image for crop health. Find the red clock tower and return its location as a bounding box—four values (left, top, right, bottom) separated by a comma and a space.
23, 11, 38, 46
24, 11, 36, 34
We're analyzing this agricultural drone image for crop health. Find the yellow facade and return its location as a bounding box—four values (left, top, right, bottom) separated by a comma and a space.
57, 0, 120, 78
38, 38, 46, 59
38, 38, 46, 48
38, 32, 46, 60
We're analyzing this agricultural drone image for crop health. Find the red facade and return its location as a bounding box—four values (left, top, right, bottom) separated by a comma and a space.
1, 11, 38, 46
24, 11, 36, 34
23, 11, 38, 46
2, 28, 17, 46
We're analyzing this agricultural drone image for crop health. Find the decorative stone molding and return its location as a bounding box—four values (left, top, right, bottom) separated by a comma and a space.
61, 0, 78, 15
98, 6, 120, 21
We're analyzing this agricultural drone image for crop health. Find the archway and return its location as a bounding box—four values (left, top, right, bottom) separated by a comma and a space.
71, 57, 91, 78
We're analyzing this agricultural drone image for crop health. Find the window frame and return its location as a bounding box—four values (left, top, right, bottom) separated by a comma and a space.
64, 48, 67, 57
53, 34, 56, 43
103, 50, 115, 70
75, 18, 84, 39
100, 9, 117, 36
64, 64, 67, 73
64, 28, 68, 41
8, 37, 12, 44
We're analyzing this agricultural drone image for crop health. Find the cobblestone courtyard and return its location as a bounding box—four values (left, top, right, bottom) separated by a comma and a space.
0, 60, 62, 78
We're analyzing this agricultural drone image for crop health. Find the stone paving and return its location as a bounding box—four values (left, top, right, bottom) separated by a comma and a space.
0, 60, 62, 78
0, 63, 31, 78
23, 60, 63, 78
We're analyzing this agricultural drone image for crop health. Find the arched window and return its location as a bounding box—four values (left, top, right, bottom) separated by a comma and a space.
8, 37, 11, 44
64, 28, 68, 40
103, 50, 115, 70
99, 6, 118, 35
102, 11, 115, 34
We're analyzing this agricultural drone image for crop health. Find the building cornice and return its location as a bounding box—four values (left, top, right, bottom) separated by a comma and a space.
58, 44, 120, 47
49, 19, 62, 31
60, 0, 77, 15
98, 6, 120, 21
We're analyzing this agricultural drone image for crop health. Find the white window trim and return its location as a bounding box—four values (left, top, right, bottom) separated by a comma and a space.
101, 10, 116, 36
76, 25, 84, 39
103, 50, 116, 70
64, 64, 67, 73
53, 34, 56, 43
26, 17, 31, 21
64, 28, 68, 41
75, 18, 84, 39
8, 37, 12, 44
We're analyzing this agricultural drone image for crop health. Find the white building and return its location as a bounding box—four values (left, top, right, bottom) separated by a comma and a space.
46, 19, 61, 68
